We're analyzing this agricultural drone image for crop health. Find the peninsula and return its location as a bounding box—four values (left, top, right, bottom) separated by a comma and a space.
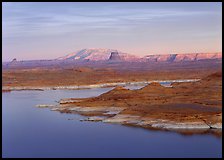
47, 71, 222, 135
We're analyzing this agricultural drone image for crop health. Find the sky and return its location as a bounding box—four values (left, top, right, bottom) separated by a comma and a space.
2, 2, 222, 61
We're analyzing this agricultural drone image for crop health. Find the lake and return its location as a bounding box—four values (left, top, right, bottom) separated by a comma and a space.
2, 88, 222, 158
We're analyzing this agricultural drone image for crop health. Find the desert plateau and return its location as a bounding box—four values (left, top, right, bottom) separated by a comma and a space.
3, 2, 222, 158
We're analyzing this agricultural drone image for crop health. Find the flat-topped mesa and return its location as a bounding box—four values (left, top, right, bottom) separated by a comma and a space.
143, 52, 222, 62
108, 52, 122, 62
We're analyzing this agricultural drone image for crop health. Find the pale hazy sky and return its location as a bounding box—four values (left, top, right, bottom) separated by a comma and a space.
2, 2, 222, 61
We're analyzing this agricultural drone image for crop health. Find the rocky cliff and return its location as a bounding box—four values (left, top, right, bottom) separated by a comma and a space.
108, 52, 122, 61
143, 52, 222, 62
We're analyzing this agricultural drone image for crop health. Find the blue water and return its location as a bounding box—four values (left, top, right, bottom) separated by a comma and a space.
2, 89, 222, 158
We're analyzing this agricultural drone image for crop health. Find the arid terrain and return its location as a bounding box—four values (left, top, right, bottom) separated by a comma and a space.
3, 3, 222, 157
2, 56, 222, 136
2, 59, 222, 89
53, 71, 222, 136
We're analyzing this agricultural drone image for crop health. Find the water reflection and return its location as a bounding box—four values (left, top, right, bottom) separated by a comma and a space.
2, 89, 222, 158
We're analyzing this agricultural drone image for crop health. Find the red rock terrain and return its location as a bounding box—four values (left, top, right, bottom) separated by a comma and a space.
57, 48, 221, 62
57, 72, 222, 134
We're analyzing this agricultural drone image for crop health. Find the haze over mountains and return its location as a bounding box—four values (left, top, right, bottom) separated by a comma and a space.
57, 48, 139, 61
3, 48, 222, 68
57, 48, 222, 62
143, 52, 222, 62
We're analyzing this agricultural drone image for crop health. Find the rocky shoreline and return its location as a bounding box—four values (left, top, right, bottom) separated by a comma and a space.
56, 104, 222, 129
34, 72, 222, 135
35, 103, 222, 137
2, 79, 200, 91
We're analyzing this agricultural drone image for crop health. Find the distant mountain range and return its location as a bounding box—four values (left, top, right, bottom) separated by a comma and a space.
3, 48, 222, 68
143, 52, 222, 62
57, 48, 222, 62
57, 48, 140, 61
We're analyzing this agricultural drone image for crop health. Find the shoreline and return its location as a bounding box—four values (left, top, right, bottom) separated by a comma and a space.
2, 78, 200, 91
60, 106, 222, 130
36, 104, 222, 136
26, 71, 224, 135
45, 72, 221, 134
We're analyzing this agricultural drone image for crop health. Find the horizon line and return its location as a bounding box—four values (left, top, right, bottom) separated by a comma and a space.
2, 49, 222, 62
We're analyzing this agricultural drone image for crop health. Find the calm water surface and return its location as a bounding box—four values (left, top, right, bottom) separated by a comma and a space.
2, 88, 222, 158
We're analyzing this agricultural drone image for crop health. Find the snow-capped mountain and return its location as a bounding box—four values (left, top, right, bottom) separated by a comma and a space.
57, 48, 140, 61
